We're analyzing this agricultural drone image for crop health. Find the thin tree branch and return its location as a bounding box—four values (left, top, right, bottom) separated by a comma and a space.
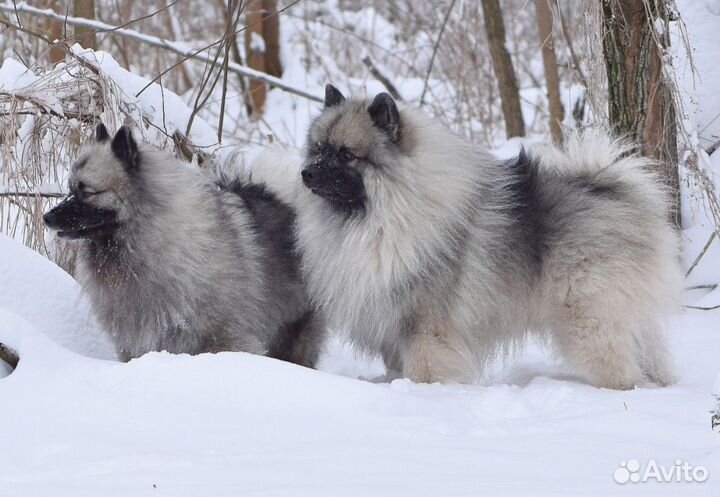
419, 0, 457, 106
685, 284, 718, 291
684, 304, 720, 311
362, 55, 403, 101
685, 231, 717, 278
555, 0, 587, 88
0, 1, 321, 102
0, 192, 65, 198
218, 0, 243, 143
0, 15, 100, 75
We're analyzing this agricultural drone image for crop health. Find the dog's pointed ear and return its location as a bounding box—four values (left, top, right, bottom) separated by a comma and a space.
324, 84, 345, 108
368, 92, 400, 143
95, 122, 110, 143
111, 126, 140, 170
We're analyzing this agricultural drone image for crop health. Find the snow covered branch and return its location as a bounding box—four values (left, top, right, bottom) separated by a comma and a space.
0, 2, 323, 103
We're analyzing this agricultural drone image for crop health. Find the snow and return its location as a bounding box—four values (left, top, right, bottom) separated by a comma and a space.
0, 234, 115, 360
674, 0, 720, 151
0, 237, 719, 496
249, 31, 266, 53
72, 46, 218, 150
0, 58, 38, 91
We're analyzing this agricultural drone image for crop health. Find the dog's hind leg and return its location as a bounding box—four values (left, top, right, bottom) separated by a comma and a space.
269, 310, 327, 369
550, 298, 645, 390
637, 320, 675, 386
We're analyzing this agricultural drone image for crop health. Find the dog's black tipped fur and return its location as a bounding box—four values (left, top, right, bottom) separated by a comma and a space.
43, 194, 119, 240
221, 180, 301, 282
506, 149, 548, 271
219, 178, 326, 365
301, 142, 367, 214
324, 84, 345, 108
111, 126, 140, 170
368, 92, 401, 143
96, 123, 110, 142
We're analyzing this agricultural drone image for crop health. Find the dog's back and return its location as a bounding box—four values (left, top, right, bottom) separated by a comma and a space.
220, 179, 326, 367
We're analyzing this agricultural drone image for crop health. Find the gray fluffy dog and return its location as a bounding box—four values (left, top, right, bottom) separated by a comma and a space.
44, 123, 324, 366
252, 85, 681, 389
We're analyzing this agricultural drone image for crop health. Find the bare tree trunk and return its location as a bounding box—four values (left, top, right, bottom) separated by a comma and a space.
73, 0, 96, 49
48, 0, 65, 64
245, 0, 267, 117
535, 0, 564, 143
602, 0, 679, 224
481, 0, 525, 138
262, 0, 282, 78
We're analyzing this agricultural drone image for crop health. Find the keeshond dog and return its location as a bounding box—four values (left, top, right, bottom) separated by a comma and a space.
43, 123, 324, 366
253, 84, 681, 389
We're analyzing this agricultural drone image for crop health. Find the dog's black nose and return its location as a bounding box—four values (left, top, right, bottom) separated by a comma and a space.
301, 168, 315, 186
43, 210, 56, 227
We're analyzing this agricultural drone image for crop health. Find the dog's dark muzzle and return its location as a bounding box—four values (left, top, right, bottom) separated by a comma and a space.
301, 162, 366, 209
43, 194, 119, 240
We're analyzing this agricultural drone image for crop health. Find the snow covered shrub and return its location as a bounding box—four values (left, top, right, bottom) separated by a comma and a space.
0, 50, 216, 272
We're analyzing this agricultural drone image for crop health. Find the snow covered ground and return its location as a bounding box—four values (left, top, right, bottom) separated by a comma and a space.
0, 230, 719, 497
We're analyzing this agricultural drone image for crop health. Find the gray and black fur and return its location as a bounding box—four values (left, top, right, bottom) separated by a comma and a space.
252, 85, 682, 389
44, 124, 324, 366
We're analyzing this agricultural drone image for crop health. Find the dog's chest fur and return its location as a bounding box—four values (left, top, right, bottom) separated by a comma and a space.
296, 190, 473, 354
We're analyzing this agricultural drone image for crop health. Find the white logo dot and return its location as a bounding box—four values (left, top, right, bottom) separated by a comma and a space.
614, 468, 631, 484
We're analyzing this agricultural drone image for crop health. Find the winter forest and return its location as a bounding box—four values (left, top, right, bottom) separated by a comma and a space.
0, 0, 719, 495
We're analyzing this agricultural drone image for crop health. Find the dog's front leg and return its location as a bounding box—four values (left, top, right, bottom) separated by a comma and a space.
401, 318, 476, 384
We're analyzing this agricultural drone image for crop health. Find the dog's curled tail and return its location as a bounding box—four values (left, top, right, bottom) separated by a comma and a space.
210, 146, 302, 205
530, 129, 672, 215
243, 146, 305, 206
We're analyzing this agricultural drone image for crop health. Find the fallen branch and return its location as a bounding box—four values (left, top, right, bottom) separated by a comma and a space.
0, 191, 65, 198
0, 343, 19, 370
685, 231, 717, 278
706, 138, 720, 156
685, 284, 718, 291
0, 2, 322, 103
684, 304, 720, 311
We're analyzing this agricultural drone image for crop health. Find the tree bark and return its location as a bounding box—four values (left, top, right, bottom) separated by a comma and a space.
47, 0, 65, 64
73, 0, 96, 50
481, 0, 526, 138
261, 0, 282, 78
602, 0, 680, 224
535, 0, 564, 144
245, 0, 267, 117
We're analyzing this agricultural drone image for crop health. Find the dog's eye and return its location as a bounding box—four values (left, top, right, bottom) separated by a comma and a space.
341, 150, 356, 161
77, 183, 100, 199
